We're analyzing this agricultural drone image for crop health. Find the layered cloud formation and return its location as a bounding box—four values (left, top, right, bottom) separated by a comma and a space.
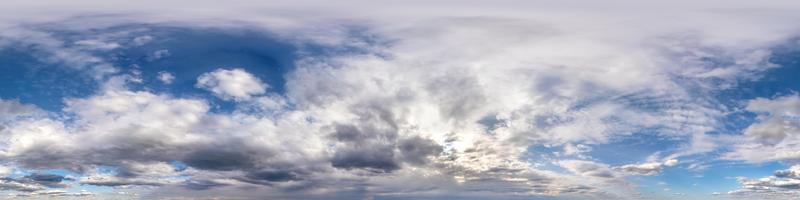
1, 0, 800, 199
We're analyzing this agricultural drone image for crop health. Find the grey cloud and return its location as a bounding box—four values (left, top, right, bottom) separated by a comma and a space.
328, 105, 442, 172
27, 174, 65, 183
114, 162, 177, 178
182, 179, 229, 190
24, 173, 71, 188
2, 2, 799, 198
616, 163, 663, 176
328, 102, 404, 173
424, 73, 487, 121
331, 145, 399, 173
558, 160, 616, 178
775, 166, 800, 179
244, 169, 302, 183
744, 95, 800, 144
0, 179, 44, 192
79, 175, 168, 187
30, 190, 94, 197
183, 148, 258, 171
398, 136, 442, 165
0, 99, 45, 132
724, 94, 800, 163
330, 124, 366, 142
0, 173, 71, 192
0, 99, 42, 120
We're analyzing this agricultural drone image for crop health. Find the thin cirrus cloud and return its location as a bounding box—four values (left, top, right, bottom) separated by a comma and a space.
0, 0, 799, 199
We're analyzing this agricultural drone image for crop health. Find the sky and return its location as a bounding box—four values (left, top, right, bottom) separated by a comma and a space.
0, 0, 799, 199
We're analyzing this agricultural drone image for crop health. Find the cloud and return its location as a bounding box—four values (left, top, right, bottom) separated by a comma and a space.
147, 49, 170, 61
663, 159, 679, 167
728, 165, 800, 199
744, 95, 800, 144
0, 28, 119, 80
183, 148, 257, 171
0, 179, 44, 192
22, 190, 94, 197
157, 71, 175, 84
0, 173, 73, 192
0, 166, 11, 177
616, 160, 679, 176
0, 77, 323, 193
74, 39, 121, 50
1, 83, 211, 171
196, 68, 268, 101
562, 144, 592, 157
79, 172, 173, 187
132, 35, 154, 46
25, 173, 71, 188
0, 0, 799, 198
617, 163, 661, 176
558, 160, 616, 179
0, 99, 43, 120
723, 94, 800, 163
775, 165, 800, 179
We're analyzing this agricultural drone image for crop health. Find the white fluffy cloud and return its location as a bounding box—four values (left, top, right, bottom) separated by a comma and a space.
196, 68, 267, 101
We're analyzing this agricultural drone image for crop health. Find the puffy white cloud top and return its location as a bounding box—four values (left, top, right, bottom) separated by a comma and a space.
196, 68, 268, 101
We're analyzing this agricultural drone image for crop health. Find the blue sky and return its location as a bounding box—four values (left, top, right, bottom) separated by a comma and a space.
1, 1, 800, 199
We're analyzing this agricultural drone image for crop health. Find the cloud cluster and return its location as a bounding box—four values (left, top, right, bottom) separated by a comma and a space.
728, 165, 800, 199
0, 0, 799, 199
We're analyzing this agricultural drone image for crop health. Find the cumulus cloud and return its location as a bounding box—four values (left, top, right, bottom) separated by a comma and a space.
196, 68, 267, 101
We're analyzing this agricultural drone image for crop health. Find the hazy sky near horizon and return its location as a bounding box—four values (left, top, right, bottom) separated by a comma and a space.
1, 1, 800, 199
